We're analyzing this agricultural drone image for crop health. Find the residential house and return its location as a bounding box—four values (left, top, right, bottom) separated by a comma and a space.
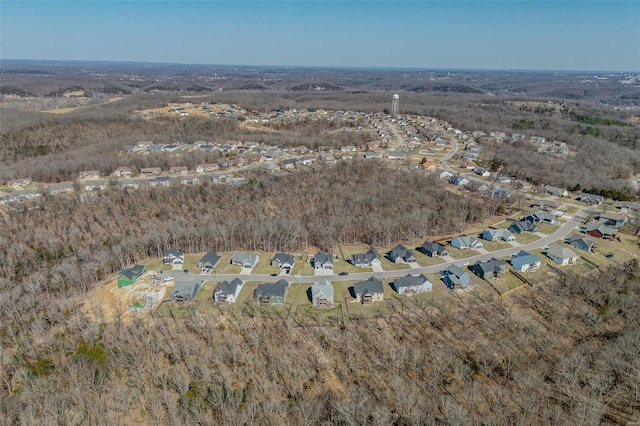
298, 156, 316, 166
197, 252, 222, 270
112, 166, 134, 177
195, 163, 219, 173
489, 188, 511, 198
271, 252, 295, 274
546, 244, 578, 266
294, 145, 310, 154
568, 234, 598, 253
586, 223, 618, 240
510, 251, 541, 272
231, 253, 259, 268
313, 252, 334, 270
598, 212, 627, 228
281, 158, 298, 169
213, 278, 243, 303
434, 169, 453, 179
254, 280, 289, 305
140, 167, 161, 176
546, 185, 569, 197
472, 166, 490, 177
495, 175, 511, 184
179, 176, 200, 186
309, 279, 334, 307
620, 202, 640, 214
363, 152, 381, 159
468, 180, 490, 192
523, 210, 556, 224
393, 274, 432, 295
530, 136, 546, 144
120, 179, 139, 190
421, 160, 439, 171
482, 228, 515, 242
79, 170, 100, 179
48, 182, 73, 195
350, 248, 382, 267
469, 258, 508, 280
353, 276, 384, 305
532, 199, 563, 212
8, 177, 32, 187
84, 180, 107, 191
149, 176, 171, 188
340, 145, 357, 152
460, 161, 476, 169
443, 265, 470, 289
388, 244, 417, 263
578, 193, 605, 205
420, 241, 449, 257
509, 220, 539, 234
170, 166, 188, 175
450, 175, 470, 186
387, 151, 406, 160
163, 249, 185, 265
171, 279, 203, 302
117, 264, 148, 288
259, 162, 280, 172
451, 235, 483, 250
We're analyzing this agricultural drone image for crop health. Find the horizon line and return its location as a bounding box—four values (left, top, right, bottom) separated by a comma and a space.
1, 58, 637, 74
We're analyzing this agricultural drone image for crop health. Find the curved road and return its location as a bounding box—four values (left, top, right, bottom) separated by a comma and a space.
168, 207, 588, 285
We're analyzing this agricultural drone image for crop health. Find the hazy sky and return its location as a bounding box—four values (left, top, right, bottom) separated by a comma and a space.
1, 1, 639, 71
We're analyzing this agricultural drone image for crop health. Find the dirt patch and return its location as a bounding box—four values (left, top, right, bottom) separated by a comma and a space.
80, 273, 169, 323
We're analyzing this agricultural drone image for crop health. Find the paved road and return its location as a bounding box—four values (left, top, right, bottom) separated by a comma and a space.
385, 120, 405, 151
167, 207, 588, 286
440, 137, 459, 173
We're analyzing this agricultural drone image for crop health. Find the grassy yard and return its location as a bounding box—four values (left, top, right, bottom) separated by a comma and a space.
336, 244, 375, 273
514, 233, 541, 244
537, 222, 560, 235
293, 254, 315, 276
286, 282, 312, 306
154, 300, 197, 318
145, 258, 165, 273
413, 250, 446, 267
446, 246, 480, 259
493, 221, 512, 229
293, 304, 344, 326
182, 253, 203, 272
489, 271, 527, 294
480, 239, 511, 252
251, 254, 281, 275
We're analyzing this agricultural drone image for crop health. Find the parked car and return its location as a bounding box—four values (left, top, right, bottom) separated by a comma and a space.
270, 273, 278, 276
163, 276, 175, 281
338, 271, 349, 276
605, 252, 614, 258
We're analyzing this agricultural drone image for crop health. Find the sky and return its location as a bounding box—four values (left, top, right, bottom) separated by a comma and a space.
1, 1, 639, 71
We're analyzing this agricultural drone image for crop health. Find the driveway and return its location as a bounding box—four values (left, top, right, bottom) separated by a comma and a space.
240, 267, 254, 275
372, 264, 384, 273
507, 240, 521, 247
475, 248, 489, 255
408, 262, 421, 269
314, 268, 334, 276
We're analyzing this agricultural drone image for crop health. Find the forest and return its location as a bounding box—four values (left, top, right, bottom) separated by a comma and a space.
1, 64, 639, 423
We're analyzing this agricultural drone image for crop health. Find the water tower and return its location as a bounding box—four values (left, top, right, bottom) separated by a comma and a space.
391, 93, 399, 117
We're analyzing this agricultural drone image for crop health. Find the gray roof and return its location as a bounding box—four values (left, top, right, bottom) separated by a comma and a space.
447, 265, 467, 278
198, 252, 221, 267
394, 274, 429, 289
215, 278, 243, 296
254, 280, 289, 299
510, 251, 541, 269
547, 244, 577, 260
471, 258, 508, 275
171, 279, 203, 302
310, 279, 334, 302
231, 253, 259, 265
389, 244, 415, 261
272, 252, 295, 266
421, 241, 448, 255
120, 264, 146, 281
314, 252, 333, 266
351, 248, 381, 265
353, 277, 384, 296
